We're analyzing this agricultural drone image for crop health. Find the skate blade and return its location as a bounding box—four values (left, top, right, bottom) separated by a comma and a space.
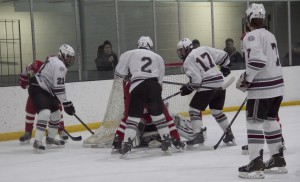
173, 146, 186, 153
111, 149, 120, 154
20, 140, 30, 145
265, 167, 288, 174
46, 144, 65, 149
224, 139, 237, 146
162, 149, 172, 156
187, 143, 213, 151
33, 148, 45, 154
238, 171, 265, 179
119, 153, 130, 160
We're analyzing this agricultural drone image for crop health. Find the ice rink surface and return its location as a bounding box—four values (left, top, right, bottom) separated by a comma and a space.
0, 106, 299, 182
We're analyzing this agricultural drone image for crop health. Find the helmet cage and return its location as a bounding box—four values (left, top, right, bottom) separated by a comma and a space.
177, 38, 193, 60
58, 44, 75, 68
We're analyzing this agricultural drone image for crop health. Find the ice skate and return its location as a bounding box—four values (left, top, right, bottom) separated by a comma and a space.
171, 138, 185, 152
19, 131, 31, 145
45, 136, 65, 149
33, 140, 45, 154
58, 129, 69, 141
282, 137, 286, 150
241, 145, 249, 155
223, 128, 236, 146
202, 127, 207, 140
186, 129, 205, 149
119, 138, 132, 159
161, 135, 171, 155
111, 135, 122, 154
264, 147, 288, 174
238, 149, 265, 179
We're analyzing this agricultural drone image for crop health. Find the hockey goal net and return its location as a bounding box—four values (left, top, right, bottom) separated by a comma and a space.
83, 63, 192, 148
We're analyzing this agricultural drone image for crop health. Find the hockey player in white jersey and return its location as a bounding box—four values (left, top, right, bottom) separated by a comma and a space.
28, 44, 76, 153
237, 3, 287, 179
176, 38, 234, 147
115, 36, 172, 158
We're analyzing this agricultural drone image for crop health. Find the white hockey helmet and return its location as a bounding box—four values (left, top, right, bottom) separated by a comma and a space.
137, 36, 153, 50
58, 44, 75, 68
177, 38, 193, 60
246, 3, 266, 23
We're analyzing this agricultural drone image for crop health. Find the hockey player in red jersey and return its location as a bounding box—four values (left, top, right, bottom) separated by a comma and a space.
18, 60, 68, 144
112, 79, 185, 152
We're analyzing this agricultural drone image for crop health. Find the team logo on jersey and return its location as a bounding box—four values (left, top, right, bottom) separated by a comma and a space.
248, 36, 255, 41
60, 67, 64, 71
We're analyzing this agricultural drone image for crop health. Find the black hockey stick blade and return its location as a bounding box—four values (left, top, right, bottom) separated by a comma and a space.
163, 76, 235, 90
62, 127, 82, 141
74, 113, 95, 135
213, 97, 247, 150
163, 91, 181, 101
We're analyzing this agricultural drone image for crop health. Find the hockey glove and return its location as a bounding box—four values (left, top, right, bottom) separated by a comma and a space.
236, 72, 250, 92
63, 101, 76, 115
180, 85, 194, 96
18, 74, 29, 89
220, 66, 231, 77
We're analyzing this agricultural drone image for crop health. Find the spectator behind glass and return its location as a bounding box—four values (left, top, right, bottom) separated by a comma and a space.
283, 42, 300, 66
192, 39, 200, 48
95, 40, 118, 71
224, 38, 244, 70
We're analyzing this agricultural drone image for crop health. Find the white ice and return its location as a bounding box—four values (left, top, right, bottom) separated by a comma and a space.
0, 106, 300, 182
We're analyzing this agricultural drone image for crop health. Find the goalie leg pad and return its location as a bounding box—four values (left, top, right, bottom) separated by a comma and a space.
189, 107, 203, 134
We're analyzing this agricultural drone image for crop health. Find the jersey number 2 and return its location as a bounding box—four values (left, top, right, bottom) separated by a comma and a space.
141, 57, 152, 73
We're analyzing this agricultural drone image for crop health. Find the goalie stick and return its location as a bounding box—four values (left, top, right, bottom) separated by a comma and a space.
213, 97, 247, 150
61, 127, 82, 141
74, 113, 95, 135
163, 76, 235, 90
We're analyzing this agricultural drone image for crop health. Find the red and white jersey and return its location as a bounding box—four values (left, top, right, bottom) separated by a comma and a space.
34, 56, 69, 102
19, 60, 44, 89
243, 28, 284, 99
183, 46, 230, 91
115, 49, 165, 92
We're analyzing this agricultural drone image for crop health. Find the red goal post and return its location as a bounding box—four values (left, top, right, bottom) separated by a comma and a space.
83, 62, 191, 148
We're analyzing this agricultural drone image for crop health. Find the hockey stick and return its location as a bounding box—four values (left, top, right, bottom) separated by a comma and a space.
163, 91, 181, 101
74, 113, 95, 135
61, 127, 82, 141
213, 97, 247, 150
163, 76, 235, 90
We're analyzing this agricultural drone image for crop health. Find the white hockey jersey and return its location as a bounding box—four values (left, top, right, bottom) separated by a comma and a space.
243, 28, 284, 99
183, 46, 230, 91
115, 49, 165, 92
34, 56, 69, 103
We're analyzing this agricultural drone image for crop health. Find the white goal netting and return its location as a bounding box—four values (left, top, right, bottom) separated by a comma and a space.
83, 63, 193, 148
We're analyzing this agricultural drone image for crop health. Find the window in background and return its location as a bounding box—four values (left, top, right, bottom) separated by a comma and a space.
0, 0, 30, 86
32, 0, 78, 82
118, 1, 154, 53
81, 0, 118, 81
250, 1, 288, 67
180, 1, 212, 48
156, 0, 179, 64
214, 1, 246, 70
288, 1, 300, 66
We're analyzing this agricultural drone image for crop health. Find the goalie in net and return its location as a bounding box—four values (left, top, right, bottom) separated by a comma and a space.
83, 63, 190, 148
